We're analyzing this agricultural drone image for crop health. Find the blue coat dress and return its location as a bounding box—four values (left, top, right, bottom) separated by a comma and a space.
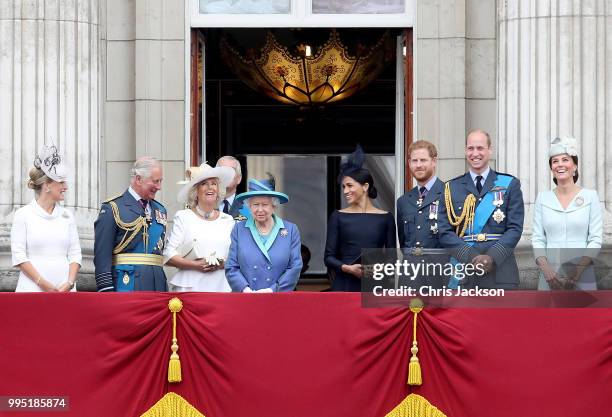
226, 215, 303, 292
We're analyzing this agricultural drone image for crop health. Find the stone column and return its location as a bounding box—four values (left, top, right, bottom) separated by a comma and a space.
498, 0, 612, 286
0, 0, 100, 290
498, 0, 612, 237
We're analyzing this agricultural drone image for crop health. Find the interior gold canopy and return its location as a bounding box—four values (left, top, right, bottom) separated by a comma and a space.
221, 30, 394, 106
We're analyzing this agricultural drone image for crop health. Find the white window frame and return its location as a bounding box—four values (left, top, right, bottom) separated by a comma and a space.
184, 0, 416, 199
189, 0, 415, 28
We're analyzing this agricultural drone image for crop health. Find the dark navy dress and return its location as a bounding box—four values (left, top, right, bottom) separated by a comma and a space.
324, 211, 396, 292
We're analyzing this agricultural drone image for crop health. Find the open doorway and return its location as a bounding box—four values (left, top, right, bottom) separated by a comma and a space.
191, 27, 406, 283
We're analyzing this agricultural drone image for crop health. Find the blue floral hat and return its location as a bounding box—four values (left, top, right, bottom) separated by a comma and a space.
234, 176, 289, 205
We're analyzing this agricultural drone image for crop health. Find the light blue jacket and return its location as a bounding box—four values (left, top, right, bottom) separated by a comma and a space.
226, 216, 302, 292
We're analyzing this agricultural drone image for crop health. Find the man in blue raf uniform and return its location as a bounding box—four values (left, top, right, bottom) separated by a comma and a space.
438, 129, 524, 289
94, 157, 168, 292
397, 140, 446, 289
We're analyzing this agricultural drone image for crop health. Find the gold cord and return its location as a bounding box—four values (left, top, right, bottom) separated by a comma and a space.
109, 201, 149, 254
444, 183, 476, 237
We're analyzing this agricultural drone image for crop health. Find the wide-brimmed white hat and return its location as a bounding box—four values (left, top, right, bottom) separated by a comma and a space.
549, 136, 578, 158
177, 163, 235, 203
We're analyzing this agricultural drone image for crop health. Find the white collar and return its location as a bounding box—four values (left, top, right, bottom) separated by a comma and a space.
128, 186, 144, 202
30, 198, 62, 219
417, 176, 438, 191
470, 167, 491, 183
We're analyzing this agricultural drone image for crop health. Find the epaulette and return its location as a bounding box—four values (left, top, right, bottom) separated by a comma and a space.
102, 194, 122, 203
150, 199, 167, 210
494, 171, 516, 179
449, 173, 466, 182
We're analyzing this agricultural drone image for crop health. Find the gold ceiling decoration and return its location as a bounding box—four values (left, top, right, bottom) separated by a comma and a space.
220, 30, 393, 106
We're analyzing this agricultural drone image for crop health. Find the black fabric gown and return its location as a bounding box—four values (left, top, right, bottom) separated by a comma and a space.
324, 211, 396, 292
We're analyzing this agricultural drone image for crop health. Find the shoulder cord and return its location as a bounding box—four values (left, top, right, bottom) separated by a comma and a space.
109, 201, 149, 254
444, 183, 476, 237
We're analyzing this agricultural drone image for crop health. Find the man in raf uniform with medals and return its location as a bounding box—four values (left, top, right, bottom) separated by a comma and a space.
438, 129, 524, 290
94, 157, 168, 292
397, 140, 447, 290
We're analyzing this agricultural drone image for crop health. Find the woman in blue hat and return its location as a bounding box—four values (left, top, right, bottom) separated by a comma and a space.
225, 174, 303, 292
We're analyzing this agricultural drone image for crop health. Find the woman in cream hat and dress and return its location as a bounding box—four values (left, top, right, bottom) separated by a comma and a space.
10, 144, 82, 292
163, 163, 236, 292
532, 137, 603, 290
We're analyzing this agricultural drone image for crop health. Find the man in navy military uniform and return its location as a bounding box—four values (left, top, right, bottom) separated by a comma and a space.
397, 140, 446, 289
94, 156, 168, 292
438, 129, 524, 289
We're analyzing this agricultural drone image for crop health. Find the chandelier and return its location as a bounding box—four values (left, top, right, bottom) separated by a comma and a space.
220, 30, 393, 106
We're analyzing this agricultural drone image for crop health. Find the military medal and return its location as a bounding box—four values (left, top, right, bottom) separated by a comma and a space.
492, 191, 505, 223
122, 272, 130, 285
493, 209, 505, 223
416, 197, 423, 207
429, 201, 439, 220
493, 191, 504, 207
430, 222, 438, 234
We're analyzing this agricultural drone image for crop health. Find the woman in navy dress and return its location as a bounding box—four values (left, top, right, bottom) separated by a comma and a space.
325, 146, 396, 292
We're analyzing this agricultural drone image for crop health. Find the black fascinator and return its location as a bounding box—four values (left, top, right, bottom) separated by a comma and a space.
339, 145, 366, 178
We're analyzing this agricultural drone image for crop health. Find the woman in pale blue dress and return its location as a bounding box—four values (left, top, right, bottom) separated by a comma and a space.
532, 137, 603, 290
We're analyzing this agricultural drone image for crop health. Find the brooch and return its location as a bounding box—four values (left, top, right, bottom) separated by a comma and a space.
575, 196, 584, 206
280, 229, 288, 237
493, 208, 506, 223
122, 272, 130, 285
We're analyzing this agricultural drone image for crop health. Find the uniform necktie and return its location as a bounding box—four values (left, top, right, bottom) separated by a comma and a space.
419, 186, 427, 198
139, 199, 149, 210
476, 175, 483, 194
222, 199, 230, 214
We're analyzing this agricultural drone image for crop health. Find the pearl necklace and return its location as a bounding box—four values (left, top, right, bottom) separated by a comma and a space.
195, 205, 217, 219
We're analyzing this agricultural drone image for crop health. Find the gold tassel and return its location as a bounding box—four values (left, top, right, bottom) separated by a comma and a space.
408, 299, 424, 386
168, 297, 183, 383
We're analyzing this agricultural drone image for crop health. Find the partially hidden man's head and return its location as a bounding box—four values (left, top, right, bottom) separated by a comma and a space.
130, 157, 163, 201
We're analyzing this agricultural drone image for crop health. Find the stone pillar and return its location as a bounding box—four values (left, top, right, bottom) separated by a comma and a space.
498, 0, 612, 236
0, 0, 100, 290
498, 0, 612, 286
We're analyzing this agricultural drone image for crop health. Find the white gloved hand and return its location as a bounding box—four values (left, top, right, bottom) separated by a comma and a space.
206, 252, 220, 266
254, 288, 273, 293
242, 287, 253, 293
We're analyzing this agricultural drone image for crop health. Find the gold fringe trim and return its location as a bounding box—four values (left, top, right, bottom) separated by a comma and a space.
140, 392, 205, 417
408, 299, 423, 386
385, 394, 447, 417
168, 297, 183, 383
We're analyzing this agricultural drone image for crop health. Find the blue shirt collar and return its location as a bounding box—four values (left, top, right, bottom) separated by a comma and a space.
469, 167, 490, 184
419, 175, 438, 192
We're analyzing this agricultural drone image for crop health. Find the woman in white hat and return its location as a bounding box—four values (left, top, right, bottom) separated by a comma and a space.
532, 137, 603, 290
163, 163, 236, 292
10, 144, 82, 292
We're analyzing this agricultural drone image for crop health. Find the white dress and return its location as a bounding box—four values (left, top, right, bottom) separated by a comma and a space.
10, 199, 82, 292
532, 188, 603, 290
164, 209, 235, 292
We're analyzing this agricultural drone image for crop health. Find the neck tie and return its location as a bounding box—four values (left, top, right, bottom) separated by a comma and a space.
222, 199, 230, 214
139, 199, 148, 210
476, 176, 483, 194
419, 186, 427, 198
